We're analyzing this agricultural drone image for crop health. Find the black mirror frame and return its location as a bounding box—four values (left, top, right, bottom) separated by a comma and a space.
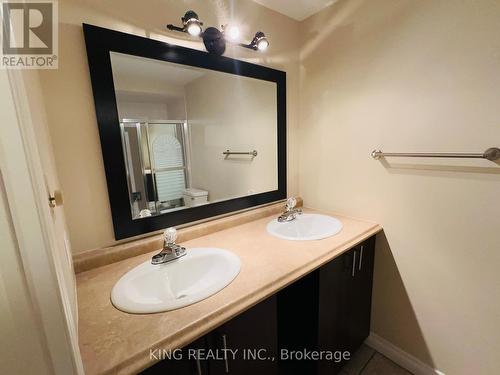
83, 24, 287, 240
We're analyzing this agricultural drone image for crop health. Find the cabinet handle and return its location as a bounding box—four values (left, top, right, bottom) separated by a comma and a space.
359, 245, 364, 271
352, 250, 357, 277
222, 334, 229, 373
196, 358, 202, 375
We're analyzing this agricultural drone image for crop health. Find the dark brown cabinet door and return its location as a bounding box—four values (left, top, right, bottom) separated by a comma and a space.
209, 295, 279, 375
318, 249, 359, 375
323, 238, 375, 371
141, 297, 278, 375
343, 237, 375, 354
277, 236, 376, 375
278, 271, 320, 375
140, 337, 208, 375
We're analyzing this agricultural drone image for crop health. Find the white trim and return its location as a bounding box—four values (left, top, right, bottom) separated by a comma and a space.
365, 332, 445, 375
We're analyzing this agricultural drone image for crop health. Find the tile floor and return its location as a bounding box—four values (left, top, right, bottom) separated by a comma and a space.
340, 345, 413, 375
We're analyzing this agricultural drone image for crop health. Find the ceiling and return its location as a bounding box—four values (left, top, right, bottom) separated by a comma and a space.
253, 0, 337, 21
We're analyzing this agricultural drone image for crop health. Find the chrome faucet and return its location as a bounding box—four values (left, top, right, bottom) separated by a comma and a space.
151, 227, 186, 265
277, 197, 302, 223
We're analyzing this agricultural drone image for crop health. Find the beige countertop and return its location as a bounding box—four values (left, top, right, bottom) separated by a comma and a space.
76, 208, 382, 375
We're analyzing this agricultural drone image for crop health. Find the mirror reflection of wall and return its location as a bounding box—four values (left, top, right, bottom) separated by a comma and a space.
110, 52, 278, 220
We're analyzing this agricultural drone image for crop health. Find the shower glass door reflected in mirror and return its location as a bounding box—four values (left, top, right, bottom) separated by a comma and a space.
120, 121, 190, 218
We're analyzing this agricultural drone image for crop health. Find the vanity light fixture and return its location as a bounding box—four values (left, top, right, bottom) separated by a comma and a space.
244, 31, 269, 51
167, 10, 203, 37
166, 10, 269, 55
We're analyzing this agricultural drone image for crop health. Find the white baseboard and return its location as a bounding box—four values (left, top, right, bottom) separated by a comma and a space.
365, 332, 445, 375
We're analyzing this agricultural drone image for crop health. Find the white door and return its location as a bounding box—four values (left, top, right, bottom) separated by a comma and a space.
0, 67, 83, 374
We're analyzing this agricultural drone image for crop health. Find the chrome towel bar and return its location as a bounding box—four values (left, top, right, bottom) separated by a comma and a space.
371, 147, 500, 162
223, 149, 258, 158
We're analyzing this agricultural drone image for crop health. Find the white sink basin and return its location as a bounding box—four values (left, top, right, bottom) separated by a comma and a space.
267, 213, 343, 241
111, 247, 241, 314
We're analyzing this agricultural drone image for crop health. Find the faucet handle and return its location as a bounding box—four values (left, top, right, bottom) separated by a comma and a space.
286, 197, 297, 211
164, 227, 177, 244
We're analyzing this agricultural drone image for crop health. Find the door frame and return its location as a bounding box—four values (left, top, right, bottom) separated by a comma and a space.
0, 67, 84, 374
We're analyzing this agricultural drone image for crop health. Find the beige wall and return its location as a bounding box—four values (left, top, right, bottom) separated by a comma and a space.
39, 0, 300, 253
117, 100, 169, 120
299, 0, 500, 374
186, 72, 277, 201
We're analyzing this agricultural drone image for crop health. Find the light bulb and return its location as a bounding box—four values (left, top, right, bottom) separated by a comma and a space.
226, 25, 240, 41
257, 37, 269, 51
186, 21, 202, 36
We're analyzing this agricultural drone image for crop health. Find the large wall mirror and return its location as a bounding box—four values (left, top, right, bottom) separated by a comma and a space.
83, 24, 286, 239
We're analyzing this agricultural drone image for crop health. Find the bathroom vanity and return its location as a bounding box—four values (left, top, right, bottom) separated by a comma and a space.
75, 204, 381, 375
78, 24, 382, 375
142, 235, 375, 375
